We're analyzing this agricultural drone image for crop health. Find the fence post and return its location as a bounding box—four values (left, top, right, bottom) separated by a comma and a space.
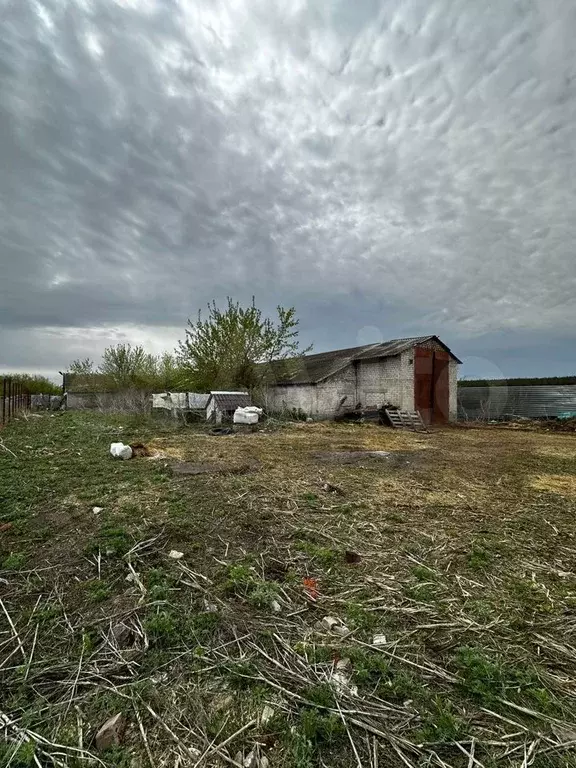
1, 378, 5, 425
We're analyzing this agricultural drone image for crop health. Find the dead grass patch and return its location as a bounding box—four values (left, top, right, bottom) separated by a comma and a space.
535, 445, 576, 460
532, 473, 576, 497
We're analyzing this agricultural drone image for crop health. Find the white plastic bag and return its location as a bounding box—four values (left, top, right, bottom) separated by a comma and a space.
110, 442, 133, 460
233, 407, 262, 425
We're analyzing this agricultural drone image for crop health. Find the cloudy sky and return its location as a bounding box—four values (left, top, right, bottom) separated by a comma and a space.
1, 0, 575, 381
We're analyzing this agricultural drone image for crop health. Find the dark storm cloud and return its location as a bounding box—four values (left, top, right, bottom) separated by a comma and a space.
1, 0, 576, 376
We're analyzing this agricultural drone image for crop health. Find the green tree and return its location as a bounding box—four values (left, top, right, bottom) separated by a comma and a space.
99, 343, 156, 389
67, 348, 185, 392
155, 352, 183, 391
177, 297, 311, 393
68, 358, 95, 375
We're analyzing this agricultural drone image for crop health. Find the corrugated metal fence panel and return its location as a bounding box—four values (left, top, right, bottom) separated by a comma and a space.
458, 385, 576, 420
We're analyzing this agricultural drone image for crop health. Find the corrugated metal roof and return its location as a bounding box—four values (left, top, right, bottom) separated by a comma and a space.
209, 391, 251, 410
458, 385, 576, 420
270, 336, 460, 385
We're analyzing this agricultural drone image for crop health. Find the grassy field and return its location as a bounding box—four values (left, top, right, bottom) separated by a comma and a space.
1, 412, 576, 767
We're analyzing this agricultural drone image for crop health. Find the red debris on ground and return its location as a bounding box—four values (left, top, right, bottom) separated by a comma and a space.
303, 577, 319, 600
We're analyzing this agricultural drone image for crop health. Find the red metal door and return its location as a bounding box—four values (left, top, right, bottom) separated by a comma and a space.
414, 347, 433, 425
414, 347, 450, 425
432, 350, 450, 424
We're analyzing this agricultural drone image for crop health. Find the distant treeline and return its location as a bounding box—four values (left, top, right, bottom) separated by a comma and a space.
459, 376, 576, 387
1, 374, 60, 395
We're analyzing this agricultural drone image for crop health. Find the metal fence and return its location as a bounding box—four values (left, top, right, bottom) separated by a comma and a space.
458, 385, 576, 421
1, 377, 31, 426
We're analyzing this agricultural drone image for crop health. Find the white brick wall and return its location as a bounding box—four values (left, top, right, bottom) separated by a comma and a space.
449, 360, 458, 421
264, 385, 318, 415
356, 356, 406, 408
400, 350, 416, 411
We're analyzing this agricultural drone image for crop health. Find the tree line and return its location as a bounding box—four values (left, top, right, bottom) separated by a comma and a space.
67, 298, 311, 394
459, 376, 576, 387
1, 374, 61, 396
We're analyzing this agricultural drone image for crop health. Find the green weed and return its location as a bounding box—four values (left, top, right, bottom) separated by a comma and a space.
455, 646, 508, 702
298, 708, 345, 746
186, 611, 221, 642
405, 582, 437, 602
412, 564, 436, 581
468, 544, 492, 570
144, 610, 178, 647
417, 697, 465, 743
288, 729, 315, 768
344, 602, 379, 633
349, 649, 390, 688
301, 492, 320, 509
2, 551, 27, 569
454, 646, 550, 710
145, 567, 178, 600
222, 563, 257, 595
226, 661, 258, 689
247, 581, 280, 609
294, 643, 335, 664
86, 524, 131, 558
33, 603, 62, 624
509, 577, 553, 614
0, 740, 36, 767
82, 579, 111, 603
297, 541, 339, 568
302, 682, 335, 708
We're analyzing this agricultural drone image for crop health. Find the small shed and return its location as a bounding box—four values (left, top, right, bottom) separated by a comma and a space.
206, 391, 251, 424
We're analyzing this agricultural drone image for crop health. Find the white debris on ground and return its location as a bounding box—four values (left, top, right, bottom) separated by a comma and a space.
233, 406, 263, 425
168, 550, 184, 559
109, 442, 133, 460
321, 616, 339, 631
332, 657, 358, 697
260, 705, 275, 725
321, 615, 351, 635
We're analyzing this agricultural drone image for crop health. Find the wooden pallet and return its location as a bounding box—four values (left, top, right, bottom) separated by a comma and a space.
385, 409, 428, 432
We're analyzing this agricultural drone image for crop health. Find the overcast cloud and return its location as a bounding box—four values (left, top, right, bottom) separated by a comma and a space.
1, 0, 575, 380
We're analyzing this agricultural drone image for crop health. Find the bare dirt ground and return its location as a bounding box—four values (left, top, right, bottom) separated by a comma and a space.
1, 413, 576, 767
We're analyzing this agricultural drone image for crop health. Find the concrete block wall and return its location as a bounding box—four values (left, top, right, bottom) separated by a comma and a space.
356, 356, 406, 408
266, 354, 416, 418
314, 365, 357, 417
449, 360, 458, 421
265, 384, 319, 415
400, 350, 416, 411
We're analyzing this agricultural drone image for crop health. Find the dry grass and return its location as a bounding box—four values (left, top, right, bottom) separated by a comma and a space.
1, 413, 576, 767
532, 474, 576, 497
